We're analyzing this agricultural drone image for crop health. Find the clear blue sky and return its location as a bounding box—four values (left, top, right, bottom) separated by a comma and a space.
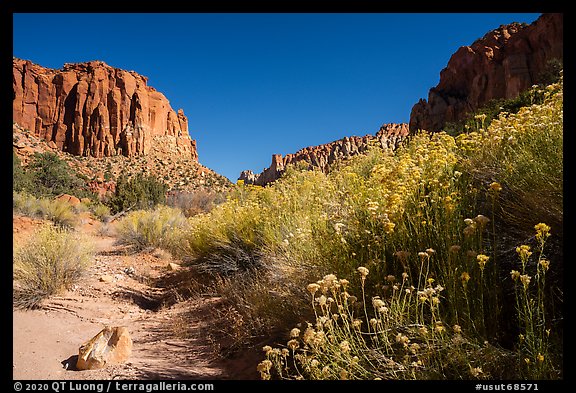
13, 13, 542, 182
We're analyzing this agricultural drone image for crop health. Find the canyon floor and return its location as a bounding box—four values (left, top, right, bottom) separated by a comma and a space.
12, 214, 260, 380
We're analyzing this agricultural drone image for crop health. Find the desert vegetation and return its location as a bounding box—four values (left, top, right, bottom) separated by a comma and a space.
13, 223, 94, 309
131, 77, 560, 380
12, 77, 563, 380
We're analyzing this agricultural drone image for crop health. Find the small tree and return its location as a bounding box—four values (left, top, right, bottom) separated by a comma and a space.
109, 172, 168, 213
25, 152, 89, 198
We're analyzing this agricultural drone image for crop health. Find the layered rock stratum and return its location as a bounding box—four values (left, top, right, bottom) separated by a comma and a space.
13, 58, 197, 160
239, 123, 408, 186
410, 13, 563, 133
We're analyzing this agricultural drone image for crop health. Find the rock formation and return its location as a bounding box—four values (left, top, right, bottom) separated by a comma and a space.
76, 326, 133, 370
13, 58, 198, 161
410, 13, 563, 133
239, 123, 408, 186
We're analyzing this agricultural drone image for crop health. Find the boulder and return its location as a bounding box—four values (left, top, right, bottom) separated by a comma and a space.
76, 326, 133, 370
166, 262, 181, 271
55, 193, 81, 206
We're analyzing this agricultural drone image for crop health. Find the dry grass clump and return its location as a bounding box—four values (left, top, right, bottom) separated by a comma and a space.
13, 223, 94, 309
115, 205, 187, 251
166, 189, 228, 217
13, 192, 78, 228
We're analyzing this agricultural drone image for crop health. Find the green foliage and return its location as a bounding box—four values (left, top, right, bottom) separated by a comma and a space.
13, 152, 32, 192
108, 172, 168, 213
13, 224, 94, 309
25, 152, 90, 198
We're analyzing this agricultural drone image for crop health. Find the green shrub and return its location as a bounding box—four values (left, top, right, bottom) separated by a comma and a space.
91, 202, 112, 221
37, 198, 78, 228
13, 224, 94, 309
13, 191, 40, 217
13, 152, 32, 192
108, 172, 168, 213
24, 152, 91, 198
13, 192, 78, 228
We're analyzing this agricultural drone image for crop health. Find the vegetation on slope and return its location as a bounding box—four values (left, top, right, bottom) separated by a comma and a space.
12, 75, 563, 380
167, 77, 561, 379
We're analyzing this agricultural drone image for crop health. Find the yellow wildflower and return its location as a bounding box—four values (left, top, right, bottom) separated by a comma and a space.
477, 254, 489, 271
257, 359, 272, 372
357, 266, 369, 278
262, 345, 272, 353
534, 223, 551, 241
287, 339, 299, 350
520, 274, 531, 290
489, 182, 502, 192
339, 340, 351, 353
539, 259, 550, 272
470, 366, 483, 378
290, 328, 301, 338
510, 270, 521, 281
516, 245, 532, 259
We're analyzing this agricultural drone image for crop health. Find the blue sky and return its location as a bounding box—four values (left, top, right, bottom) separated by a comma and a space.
13, 13, 542, 181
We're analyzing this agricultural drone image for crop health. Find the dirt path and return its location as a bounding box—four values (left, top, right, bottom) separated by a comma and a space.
12, 215, 259, 380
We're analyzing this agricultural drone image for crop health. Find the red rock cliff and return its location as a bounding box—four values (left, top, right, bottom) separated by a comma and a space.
239, 123, 408, 186
13, 58, 198, 161
409, 13, 563, 133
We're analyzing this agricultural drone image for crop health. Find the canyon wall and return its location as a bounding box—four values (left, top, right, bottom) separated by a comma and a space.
13, 58, 198, 161
239, 123, 408, 185
410, 13, 563, 133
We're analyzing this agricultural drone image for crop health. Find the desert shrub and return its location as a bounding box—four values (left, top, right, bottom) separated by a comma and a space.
13, 191, 40, 217
108, 172, 168, 213
13, 223, 94, 309
458, 79, 563, 236
175, 78, 562, 379
259, 268, 511, 380
166, 189, 228, 217
89, 202, 112, 221
115, 205, 187, 251
13, 191, 78, 228
23, 152, 92, 199
13, 152, 32, 192
36, 198, 78, 228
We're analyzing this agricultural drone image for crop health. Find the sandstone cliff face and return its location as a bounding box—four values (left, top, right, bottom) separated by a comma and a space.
13, 58, 198, 161
410, 13, 563, 133
239, 123, 408, 186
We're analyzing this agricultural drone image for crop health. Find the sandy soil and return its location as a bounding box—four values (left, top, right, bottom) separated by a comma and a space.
12, 214, 259, 380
